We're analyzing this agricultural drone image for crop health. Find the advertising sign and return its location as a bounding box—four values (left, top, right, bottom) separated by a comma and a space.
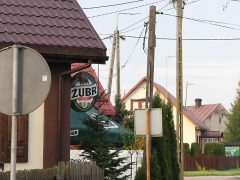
71, 72, 97, 112
225, 146, 240, 156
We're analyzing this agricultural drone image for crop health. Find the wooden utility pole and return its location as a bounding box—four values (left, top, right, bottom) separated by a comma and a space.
144, 6, 156, 180
107, 31, 116, 98
176, 0, 184, 179
116, 30, 120, 96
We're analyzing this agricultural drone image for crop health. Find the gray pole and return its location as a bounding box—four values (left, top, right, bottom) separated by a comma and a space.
116, 30, 120, 96
107, 31, 116, 98
10, 44, 20, 180
176, 0, 184, 179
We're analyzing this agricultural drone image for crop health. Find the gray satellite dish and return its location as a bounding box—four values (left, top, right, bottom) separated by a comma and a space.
0, 45, 51, 115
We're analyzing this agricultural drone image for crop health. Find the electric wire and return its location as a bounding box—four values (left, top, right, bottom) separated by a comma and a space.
120, 24, 144, 34
119, 0, 172, 32
82, 0, 144, 9
120, 36, 240, 40
87, 0, 164, 18
160, 12, 240, 31
121, 24, 146, 69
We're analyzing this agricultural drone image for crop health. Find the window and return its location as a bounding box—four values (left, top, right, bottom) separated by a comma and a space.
219, 117, 222, 123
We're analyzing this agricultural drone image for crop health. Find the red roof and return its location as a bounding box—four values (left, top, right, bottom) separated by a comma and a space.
122, 77, 209, 130
0, 0, 108, 63
71, 63, 115, 116
186, 104, 221, 122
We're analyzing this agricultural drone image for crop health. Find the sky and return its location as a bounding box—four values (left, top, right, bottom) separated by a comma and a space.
77, 0, 240, 111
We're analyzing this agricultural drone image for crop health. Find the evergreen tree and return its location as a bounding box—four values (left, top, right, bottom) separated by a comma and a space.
114, 94, 131, 124
79, 94, 132, 180
151, 92, 180, 180
224, 80, 240, 142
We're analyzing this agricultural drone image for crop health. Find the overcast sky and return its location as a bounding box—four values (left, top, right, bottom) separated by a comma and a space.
77, 0, 240, 111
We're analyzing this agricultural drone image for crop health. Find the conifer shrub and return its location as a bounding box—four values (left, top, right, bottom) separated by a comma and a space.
204, 143, 225, 156
183, 143, 191, 156
134, 150, 161, 180
191, 142, 201, 157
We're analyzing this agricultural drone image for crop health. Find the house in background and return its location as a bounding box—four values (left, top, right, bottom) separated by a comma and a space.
122, 77, 226, 152
0, 0, 108, 171
187, 98, 228, 152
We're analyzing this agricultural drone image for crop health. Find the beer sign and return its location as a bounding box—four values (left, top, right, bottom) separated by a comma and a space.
71, 72, 97, 112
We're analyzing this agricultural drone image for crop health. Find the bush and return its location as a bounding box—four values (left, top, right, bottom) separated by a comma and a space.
135, 150, 161, 180
191, 142, 201, 157
183, 143, 191, 156
204, 143, 225, 156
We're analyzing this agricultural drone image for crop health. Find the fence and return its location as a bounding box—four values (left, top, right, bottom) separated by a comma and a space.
0, 161, 104, 180
184, 155, 240, 171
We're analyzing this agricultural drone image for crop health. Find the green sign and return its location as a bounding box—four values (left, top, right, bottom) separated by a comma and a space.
71, 72, 97, 112
225, 146, 240, 156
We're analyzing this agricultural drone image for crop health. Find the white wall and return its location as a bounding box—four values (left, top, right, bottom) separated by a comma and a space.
4, 104, 44, 171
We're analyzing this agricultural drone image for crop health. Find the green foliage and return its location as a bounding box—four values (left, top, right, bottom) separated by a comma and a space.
204, 143, 225, 156
79, 94, 132, 180
196, 161, 206, 171
183, 143, 191, 156
151, 92, 180, 180
191, 142, 201, 157
134, 164, 146, 180
224, 80, 240, 142
134, 150, 161, 180
114, 94, 131, 125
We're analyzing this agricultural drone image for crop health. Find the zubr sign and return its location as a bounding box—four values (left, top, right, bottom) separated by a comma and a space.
71, 72, 97, 112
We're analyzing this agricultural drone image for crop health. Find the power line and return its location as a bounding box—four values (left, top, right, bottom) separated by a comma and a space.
87, 0, 164, 18
120, 24, 144, 34
121, 36, 240, 40
82, 0, 144, 9
160, 12, 240, 31
121, 23, 146, 69
119, 1, 172, 32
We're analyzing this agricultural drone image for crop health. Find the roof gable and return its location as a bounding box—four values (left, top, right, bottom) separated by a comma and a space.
0, 0, 108, 63
71, 63, 115, 116
122, 77, 209, 130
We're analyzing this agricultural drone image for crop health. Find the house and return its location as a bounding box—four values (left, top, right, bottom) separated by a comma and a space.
122, 77, 225, 152
0, 0, 108, 171
187, 98, 228, 152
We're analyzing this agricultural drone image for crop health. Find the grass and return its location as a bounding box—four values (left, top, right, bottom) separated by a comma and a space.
184, 168, 240, 177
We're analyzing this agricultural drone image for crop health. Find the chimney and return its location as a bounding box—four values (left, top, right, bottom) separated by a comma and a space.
195, 98, 202, 109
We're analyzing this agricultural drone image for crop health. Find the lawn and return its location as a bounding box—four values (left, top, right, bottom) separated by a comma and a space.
184, 168, 240, 177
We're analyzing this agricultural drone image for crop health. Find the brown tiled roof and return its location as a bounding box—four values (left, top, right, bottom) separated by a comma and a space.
122, 77, 209, 130
200, 131, 223, 138
187, 104, 220, 122
0, 0, 108, 63
71, 63, 115, 116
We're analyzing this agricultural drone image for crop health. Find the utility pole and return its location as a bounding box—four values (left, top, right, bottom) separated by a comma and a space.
176, 0, 184, 179
116, 30, 120, 96
107, 13, 139, 99
107, 31, 116, 98
144, 6, 156, 180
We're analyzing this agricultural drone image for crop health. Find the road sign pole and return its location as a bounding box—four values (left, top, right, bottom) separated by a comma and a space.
10, 44, 20, 180
146, 109, 150, 180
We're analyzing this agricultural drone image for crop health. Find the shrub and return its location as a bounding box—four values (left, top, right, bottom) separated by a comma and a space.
135, 150, 161, 180
191, 142, 201, 157
204, 142, 225, 156
183, 143, 191, 156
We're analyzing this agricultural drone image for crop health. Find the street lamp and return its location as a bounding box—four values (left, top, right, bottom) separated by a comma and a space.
185, 81, 196, 107
107, 12, 140, 99
166, 55, 175, 97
